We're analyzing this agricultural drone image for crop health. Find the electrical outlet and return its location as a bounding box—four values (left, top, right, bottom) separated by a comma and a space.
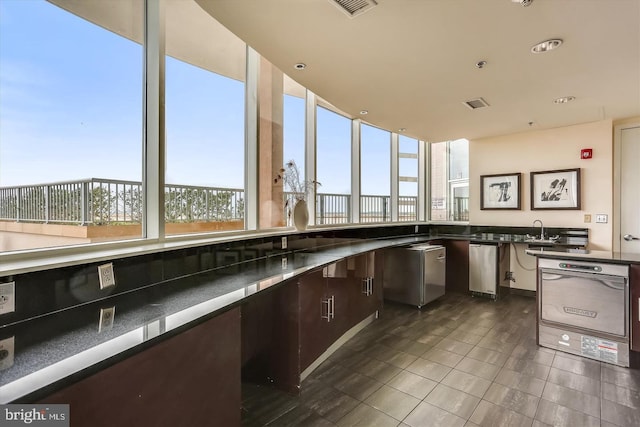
0, 336, 15, 371
281, 257, 287, 270
0, 282, 15, 315
595, 214, 608, 224
98, 263, 116, 289
98, 306, 116, 332
414, 225, 419, 233
584, 214, 591, 223
282, 236, 287, 249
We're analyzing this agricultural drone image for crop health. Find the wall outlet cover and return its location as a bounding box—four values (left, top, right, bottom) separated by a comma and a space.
0, 336, 15, 371
281, 257, 287, 270
98, 263, 116, 289
584, 214, 591, 223
0, 282, 15, 315
282, 236, 287, 249
98, 306, 116, 333
595, 214, 608, 224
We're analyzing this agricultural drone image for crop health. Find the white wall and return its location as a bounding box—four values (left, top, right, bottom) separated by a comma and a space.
470, 119, 613, 251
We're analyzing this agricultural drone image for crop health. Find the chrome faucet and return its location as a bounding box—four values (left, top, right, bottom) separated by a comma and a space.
533, 219, 545, 240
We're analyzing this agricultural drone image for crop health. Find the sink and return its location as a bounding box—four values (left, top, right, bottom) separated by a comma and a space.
525, 234, 560, 244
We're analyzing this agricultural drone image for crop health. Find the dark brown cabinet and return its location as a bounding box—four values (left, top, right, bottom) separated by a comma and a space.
299, 252, 383, 372
39, 307, 242, 427
630, 264, 640, 351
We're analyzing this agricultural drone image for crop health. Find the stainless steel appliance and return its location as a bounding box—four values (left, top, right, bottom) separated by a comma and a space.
383, 244, 445, 308
469, 243, 510, 299
538, 258, 630, 366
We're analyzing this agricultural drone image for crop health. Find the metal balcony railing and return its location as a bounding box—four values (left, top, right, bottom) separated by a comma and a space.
0, 179, 433, 226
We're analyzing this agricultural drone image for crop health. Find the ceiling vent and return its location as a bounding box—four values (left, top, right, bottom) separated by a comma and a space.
329, 0, 378, 18
463, 98, 490, 110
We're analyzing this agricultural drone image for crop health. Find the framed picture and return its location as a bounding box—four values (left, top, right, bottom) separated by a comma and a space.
480, 172, 521, 210
531, 168, 581, 210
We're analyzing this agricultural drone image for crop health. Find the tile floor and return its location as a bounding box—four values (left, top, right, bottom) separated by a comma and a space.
242, 292, 640, 426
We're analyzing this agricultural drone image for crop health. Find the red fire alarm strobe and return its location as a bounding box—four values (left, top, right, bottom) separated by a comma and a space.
581, 148, 593, 159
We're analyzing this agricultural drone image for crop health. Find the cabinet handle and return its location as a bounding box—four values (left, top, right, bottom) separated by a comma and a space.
321, 296, 335, 322
362, 277, 373, 296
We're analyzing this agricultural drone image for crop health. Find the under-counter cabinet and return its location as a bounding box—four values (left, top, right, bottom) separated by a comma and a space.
631, 264, 640, 351
38, 308, 241, 427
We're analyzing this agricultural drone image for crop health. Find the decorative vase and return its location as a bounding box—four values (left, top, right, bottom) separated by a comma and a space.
293, 199, 309, 231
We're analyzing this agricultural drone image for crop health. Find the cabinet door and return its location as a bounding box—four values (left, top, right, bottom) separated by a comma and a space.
631, 264, 640, 351
298, 270, 331, 370
39, 308, 241, 427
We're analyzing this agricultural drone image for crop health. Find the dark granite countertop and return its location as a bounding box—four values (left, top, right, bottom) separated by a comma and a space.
0, 235, 431, 403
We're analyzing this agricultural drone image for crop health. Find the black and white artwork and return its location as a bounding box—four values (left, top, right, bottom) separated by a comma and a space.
480, 173, 521, 210
531, 168, 581, 210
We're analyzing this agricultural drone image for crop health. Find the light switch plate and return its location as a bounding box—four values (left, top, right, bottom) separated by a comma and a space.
98, 263, 116, 289
281, 257, 287, 270
0, 282, 15, 315
595, 214, 608, 223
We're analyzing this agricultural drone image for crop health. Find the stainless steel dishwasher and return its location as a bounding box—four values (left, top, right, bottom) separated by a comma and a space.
382, 244, 446, 308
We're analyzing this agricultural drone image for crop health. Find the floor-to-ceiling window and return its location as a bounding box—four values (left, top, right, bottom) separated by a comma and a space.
316, 105, 351, 225
430, 139, 469, 222
0, 0, 143, 252
164, 2, 246, 236
398, 135, 419, 221
361, 124, 391, 223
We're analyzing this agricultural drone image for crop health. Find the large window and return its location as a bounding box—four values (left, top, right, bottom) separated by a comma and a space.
430, 139, 469, 221
398, 135, 419, 221
361, 124, 391, 223
0, 0, 143, 252
316, 106, 352, 225
164, 3, 246, 236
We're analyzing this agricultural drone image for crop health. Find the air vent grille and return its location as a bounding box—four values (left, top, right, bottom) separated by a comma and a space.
330, 0, 378, 18
463, 98, 490, 110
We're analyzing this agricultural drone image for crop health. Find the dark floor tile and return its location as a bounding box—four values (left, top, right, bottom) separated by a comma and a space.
494, 368, 546, 397
510, 342, 555, 366
435, 337, 474, 356
476, 335, 518, 354
422, 347, 465, 368
406, 357, 452, 382
541, 381, 600, 418
546, 367, 601, 397
301, 384, 361, 423
354, 357, 402, 383
602, 380, 640, 409
456, 356, 501, 381
424, 383, 481, 419
469, 399, 533, 427
454, 322, 491, 337
601, 364, 640, 392
264, 405, 336, 427
503, 356, 551, 380
415, 332, 444, 347
242, 383, 300, 427
336, 403, 399, 427
364, 384, 421, 421
551, 353, 601, 380
603, 399, 640, 427
483, 383, 539, 419
534, 399, 599, 427
447, 329, 484, 345
466, 345, 510, 367
386, 370, 437, 400
441, 369, 492, 398
404, 401, 466, 427
334, 371, 384, 401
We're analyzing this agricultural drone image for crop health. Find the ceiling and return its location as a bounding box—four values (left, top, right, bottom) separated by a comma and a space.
195, 0, 640, 142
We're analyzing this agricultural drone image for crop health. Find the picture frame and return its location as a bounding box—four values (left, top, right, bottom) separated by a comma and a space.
530, 168, 581, 210
480, 172, 521, 210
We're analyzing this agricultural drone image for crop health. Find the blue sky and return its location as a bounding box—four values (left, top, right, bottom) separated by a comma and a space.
0, 0, 411, 196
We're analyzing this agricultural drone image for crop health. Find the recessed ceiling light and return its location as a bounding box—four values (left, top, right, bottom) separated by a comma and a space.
554, 96, 576, 104
293, 63, 306, 70
398, 128, 406, 132
531, 39, 563, 53
359, 110, 368, 115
